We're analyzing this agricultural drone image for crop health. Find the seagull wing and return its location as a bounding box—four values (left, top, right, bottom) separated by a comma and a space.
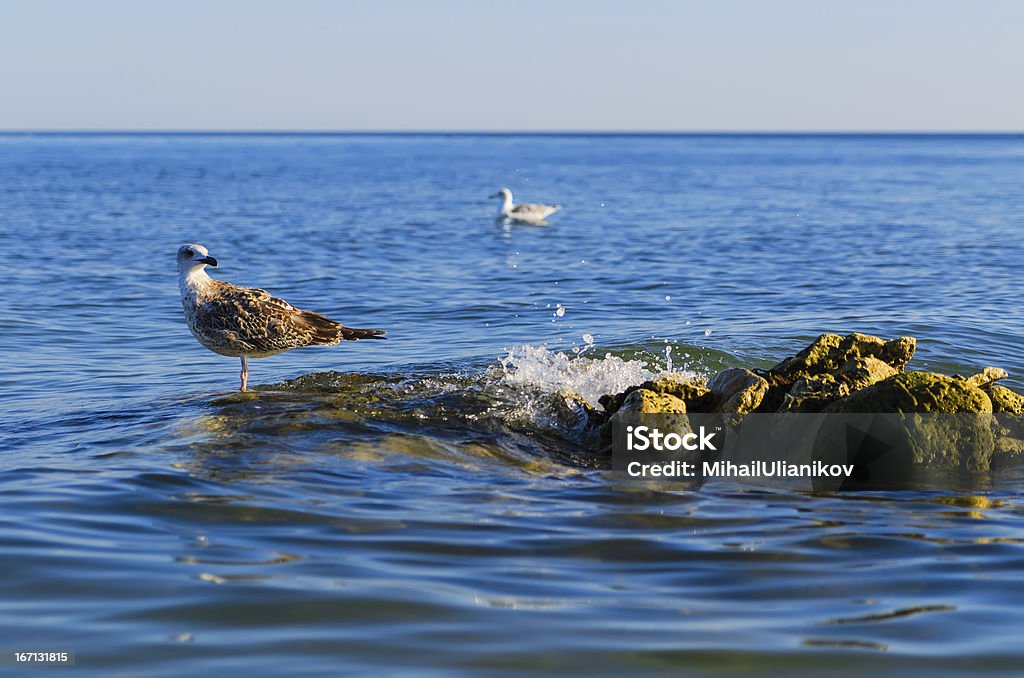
509, 202, 560, 221
195, 282, 383, 355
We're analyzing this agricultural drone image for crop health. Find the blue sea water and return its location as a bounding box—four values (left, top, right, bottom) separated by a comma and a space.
1, 133, 1023, 675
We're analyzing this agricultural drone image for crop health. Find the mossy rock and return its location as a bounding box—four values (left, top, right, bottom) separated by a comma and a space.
589, 334, 1022, 478
824, 372, 993, 414
618, 388, 687, 415
777, 357, 899, 413
599, 374, 710, 415
709, 368, 768, 425
640, 375, 711, 405
760, 333, 915, 413
841, 356, 900, 391
770, 332, 916, 384
964, 367, 1009, 389
993, 437, 1024, 469
778, 374, 850, 413
986, 384, 1024, 415
708, 369, 763, 401
602, 388, 692, 445
825, 372, 994, 474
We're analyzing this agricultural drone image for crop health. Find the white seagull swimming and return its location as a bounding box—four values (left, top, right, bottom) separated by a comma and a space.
176, 243, 385, 391
489, 187, 560, 224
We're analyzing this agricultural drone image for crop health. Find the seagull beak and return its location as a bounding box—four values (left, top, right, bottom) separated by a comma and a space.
199, 256, 218, 267
488, 193, 500, 199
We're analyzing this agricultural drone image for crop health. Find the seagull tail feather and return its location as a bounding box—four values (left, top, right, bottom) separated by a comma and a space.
338, 326, 387, 341
298, 310, 386, 344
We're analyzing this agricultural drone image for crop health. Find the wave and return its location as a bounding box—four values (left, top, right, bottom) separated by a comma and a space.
175, 343, 698, 474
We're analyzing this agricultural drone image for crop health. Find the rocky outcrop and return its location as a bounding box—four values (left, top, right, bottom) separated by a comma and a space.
772, 333, 916, 375
581, 332, 1024, 478
759, 333, 915, 412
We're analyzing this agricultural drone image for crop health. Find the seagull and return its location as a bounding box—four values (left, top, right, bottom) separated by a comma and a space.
489, 187, 560, 224
176, 243, 385, 391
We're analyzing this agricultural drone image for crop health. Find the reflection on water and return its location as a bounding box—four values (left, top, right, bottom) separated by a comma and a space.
827, 605, 956, 625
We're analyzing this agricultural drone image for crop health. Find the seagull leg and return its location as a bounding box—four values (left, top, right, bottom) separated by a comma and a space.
240, 356, 249, 392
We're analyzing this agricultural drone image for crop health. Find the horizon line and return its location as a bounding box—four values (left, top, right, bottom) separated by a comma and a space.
1, 129, 1023, 136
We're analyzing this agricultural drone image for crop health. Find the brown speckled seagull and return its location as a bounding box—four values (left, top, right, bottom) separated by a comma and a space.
176, 243, 385, 391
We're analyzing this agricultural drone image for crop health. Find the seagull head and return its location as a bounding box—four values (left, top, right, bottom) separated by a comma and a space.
489, 187, 512, 200
176, 243, 218, 275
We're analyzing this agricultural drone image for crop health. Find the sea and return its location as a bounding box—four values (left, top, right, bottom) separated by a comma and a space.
1, 132, 1023, 675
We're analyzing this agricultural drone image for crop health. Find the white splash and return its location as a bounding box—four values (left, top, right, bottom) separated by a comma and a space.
495, 343, 696, 409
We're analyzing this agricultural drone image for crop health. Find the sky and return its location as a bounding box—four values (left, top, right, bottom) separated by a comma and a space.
1, 0, 1022, 131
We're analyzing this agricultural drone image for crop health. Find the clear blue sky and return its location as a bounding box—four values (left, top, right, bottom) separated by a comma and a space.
1, 0, 1022, 131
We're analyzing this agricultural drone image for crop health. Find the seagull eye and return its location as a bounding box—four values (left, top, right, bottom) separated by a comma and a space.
183, 248, 193, 257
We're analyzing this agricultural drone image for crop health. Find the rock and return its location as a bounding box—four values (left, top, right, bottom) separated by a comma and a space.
599, 374, 710, 415
878, 336, 917, 370
769, 333, 916, 384
986, 384, 1024, 444
551, 391, 607, 442
641, 374, 711, 404
709, 368, 768, 422
986, 384, 1024, 414
604, 388, 692, 443
841, 356, 900, 390
768, 333, 843, 381
824, 372, 993, 414
780, 356, 899, 412
598, 392, 626, 415
782, 373, 850, 412
587, 332, 1023, 480
994, 437, 1024, 456
825, 372, 994, 474
760, 333, 915, 412
964, 366, 1009, 389
617, 388, 687, 415
993, 437, 1024, 469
